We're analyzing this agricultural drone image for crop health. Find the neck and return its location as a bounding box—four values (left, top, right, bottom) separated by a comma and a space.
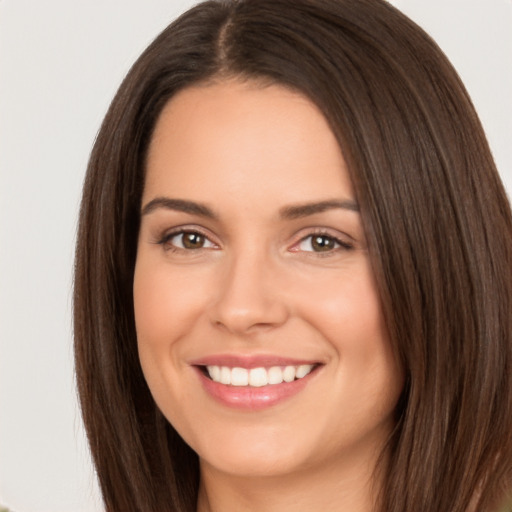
196, 449, 386, 512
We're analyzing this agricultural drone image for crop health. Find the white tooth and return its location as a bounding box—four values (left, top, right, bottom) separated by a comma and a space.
296, 364, 314, 379
283, 365, 296, 382
231, 367, 249, 386
249, 367, 268, 387
220, 366, 231, 385
268, 366, 284, 385
208, 364, 314, 386
207, 365, 221, 382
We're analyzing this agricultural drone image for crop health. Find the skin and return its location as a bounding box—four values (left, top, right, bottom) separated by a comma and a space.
134, 80, 404, 512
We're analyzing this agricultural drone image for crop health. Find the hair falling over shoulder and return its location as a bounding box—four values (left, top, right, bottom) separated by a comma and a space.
74, 0, 512, 510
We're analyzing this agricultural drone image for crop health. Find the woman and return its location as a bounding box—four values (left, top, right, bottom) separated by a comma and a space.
74, 0, 512, 510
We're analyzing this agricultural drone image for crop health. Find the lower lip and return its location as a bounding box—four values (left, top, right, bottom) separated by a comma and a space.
195, 368, 318, 411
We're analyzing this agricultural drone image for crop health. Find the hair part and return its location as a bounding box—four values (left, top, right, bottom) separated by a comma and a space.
74, 1, 512, 510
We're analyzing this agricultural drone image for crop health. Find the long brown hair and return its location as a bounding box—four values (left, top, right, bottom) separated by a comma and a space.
74, 0, 512, 510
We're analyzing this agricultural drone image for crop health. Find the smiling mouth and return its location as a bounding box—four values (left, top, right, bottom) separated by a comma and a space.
201, 364, 318, 387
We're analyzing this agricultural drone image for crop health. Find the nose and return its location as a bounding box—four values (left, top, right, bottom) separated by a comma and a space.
209, 249, 289, 336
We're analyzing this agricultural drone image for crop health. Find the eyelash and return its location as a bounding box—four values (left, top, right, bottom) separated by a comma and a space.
156, 228, 215, 253
155, 228, 354, 255
292, 230, 354, 255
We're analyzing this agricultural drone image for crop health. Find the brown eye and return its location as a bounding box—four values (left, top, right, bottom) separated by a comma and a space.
182, 232, 206, 249
160, 230, 216, 251
311, 235, 337, 252
295, 233, 353, 254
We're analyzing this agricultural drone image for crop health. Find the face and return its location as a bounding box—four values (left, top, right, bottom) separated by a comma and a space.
134, 80, 403, 481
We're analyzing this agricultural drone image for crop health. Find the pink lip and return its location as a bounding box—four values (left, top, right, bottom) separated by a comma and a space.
190, 354, 319, 369
190, 354, 321, 411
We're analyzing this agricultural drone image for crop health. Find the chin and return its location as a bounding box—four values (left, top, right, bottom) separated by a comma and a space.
189, 421, 335, 479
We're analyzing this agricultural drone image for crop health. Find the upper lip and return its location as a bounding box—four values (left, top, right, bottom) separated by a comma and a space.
189, 354, 322, 369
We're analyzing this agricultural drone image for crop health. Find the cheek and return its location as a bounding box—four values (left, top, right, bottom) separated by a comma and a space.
295, 260, 402, 406
134, 260, 209, 344
133, 259, 212, 426
133, 259, 207, 388
297, 259, 385, 349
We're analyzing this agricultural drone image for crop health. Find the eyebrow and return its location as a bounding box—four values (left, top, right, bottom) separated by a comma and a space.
279, 199, 359, 219
140, 197, 359, 219
141, 197, 217, 219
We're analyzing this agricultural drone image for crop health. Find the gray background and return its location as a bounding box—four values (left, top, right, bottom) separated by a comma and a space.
1, 1, 511, 510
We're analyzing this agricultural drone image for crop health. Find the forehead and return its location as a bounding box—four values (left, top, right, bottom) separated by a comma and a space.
143, 80, 354, 208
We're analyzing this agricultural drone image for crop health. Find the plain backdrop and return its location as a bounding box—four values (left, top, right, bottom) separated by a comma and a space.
1, 1, 511, 511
